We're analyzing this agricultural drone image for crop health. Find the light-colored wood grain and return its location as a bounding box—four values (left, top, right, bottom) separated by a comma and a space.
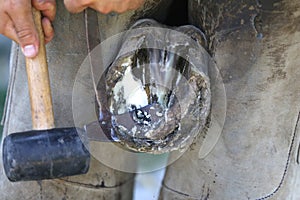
25, 8, 55, 130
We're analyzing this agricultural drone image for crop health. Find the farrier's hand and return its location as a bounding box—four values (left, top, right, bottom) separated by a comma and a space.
64, 0, 145, 14
0, 0, 56, 58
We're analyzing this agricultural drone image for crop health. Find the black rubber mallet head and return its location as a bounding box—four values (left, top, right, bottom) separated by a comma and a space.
3, 128, 90, 181
2, 8, 90, 182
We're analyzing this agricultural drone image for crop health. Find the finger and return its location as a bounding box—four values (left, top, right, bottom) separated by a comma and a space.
0, 14, 19, 43
89, 3, 111, 14
89, 0, 145, 14
32, 0, 56, 21
119, 0, 145, 11
108, 0, 130, 13
130, 0, 145, 10
8, 1, 39, 58
89, 1, 119, 14
64, 0, 90, 13
112, 3, 128, 13
42, 17, 54, 44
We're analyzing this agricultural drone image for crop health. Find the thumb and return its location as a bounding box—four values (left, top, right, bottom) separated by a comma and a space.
10, 6, 39, 58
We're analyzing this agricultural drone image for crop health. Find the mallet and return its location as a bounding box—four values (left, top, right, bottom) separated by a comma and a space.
2, 8, 91, 181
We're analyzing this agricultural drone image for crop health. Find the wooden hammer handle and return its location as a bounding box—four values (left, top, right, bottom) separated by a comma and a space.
25, 8, 55, 130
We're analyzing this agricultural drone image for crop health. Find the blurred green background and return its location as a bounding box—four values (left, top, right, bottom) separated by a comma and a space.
0, 35, 11, 139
